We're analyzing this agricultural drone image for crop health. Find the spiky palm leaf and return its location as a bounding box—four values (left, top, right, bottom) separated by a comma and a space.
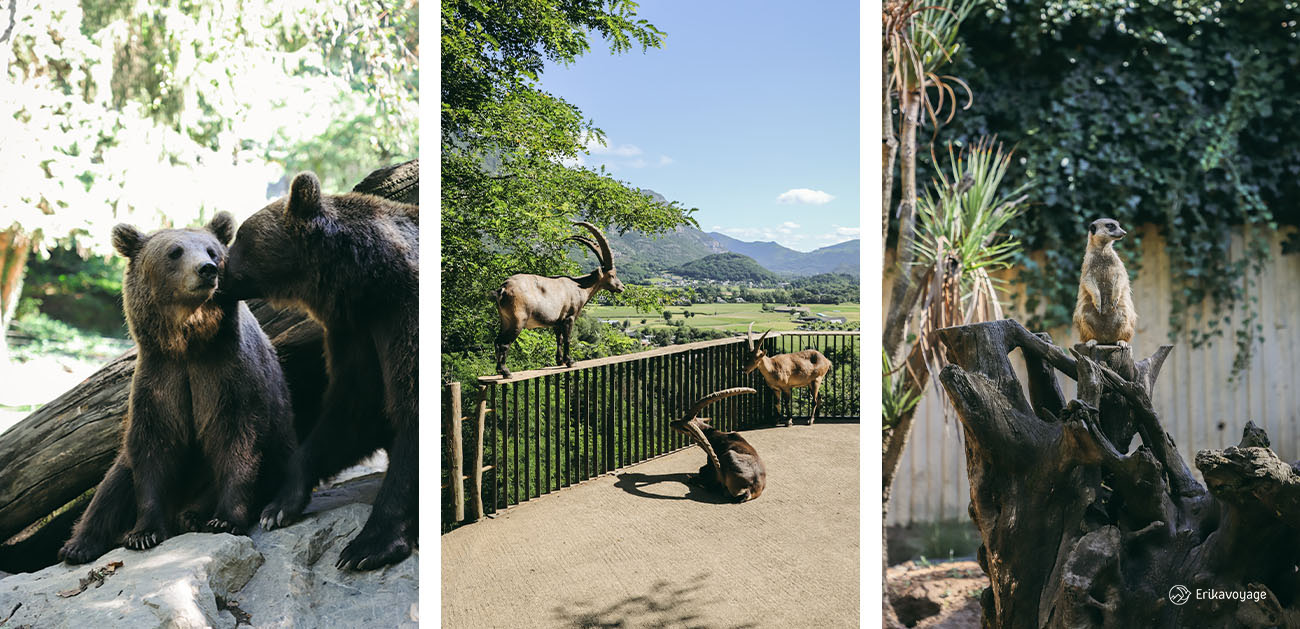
908, 138, 1029, 398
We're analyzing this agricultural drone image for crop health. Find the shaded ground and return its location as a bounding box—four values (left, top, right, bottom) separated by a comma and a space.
887, 560, 986, 628
441, 423, 860, 629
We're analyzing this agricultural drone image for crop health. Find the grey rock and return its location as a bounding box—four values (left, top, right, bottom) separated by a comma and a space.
0, 474, 417, 628
0, 533, 261, 629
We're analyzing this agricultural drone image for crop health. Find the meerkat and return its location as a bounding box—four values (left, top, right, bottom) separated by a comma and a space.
1073, 217, 1137, 348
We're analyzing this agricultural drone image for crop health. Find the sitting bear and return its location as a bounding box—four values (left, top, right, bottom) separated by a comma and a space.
221, 172, 418, 571
58, 213, 295, 565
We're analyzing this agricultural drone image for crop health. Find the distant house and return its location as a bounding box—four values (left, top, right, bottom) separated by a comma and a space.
795, 313, 847, 324
734, 297, 745, 303
774, 306, 811, 315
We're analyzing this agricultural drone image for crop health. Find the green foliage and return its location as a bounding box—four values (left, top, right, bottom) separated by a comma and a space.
441, 0, 696, 356
668, 253, 779, 284
787, 273, 861, 304
928, 0, 1300, 372
883, 351, 921, 431
7, 310, 132, 363
18, 241, 127, 337
4, 0, 418, 251
913, 139, 1028, 284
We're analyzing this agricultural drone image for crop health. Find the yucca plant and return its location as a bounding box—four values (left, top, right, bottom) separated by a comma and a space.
909, 137, 1029, 394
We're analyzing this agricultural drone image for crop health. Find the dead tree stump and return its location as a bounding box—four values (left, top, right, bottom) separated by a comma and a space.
0, 161, 417, 572
937, 319, 1300, 628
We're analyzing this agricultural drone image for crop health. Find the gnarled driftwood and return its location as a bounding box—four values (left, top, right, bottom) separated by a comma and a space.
937, 319, 1299, 628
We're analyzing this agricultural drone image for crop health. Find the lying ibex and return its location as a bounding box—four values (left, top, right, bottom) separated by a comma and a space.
743, 322, 833, 426
491, 221, 624, 377
670, 387, 766, 502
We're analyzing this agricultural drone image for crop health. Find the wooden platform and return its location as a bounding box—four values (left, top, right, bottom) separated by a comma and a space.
441, 422, 860, 628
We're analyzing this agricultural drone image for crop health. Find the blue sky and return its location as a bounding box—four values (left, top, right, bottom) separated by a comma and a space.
539, 1, 859, 252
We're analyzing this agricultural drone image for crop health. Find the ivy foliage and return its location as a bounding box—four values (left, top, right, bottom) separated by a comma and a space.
926, 0, 1300, 372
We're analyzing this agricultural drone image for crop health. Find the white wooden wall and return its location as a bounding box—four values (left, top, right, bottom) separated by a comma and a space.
887, 225, 1300, 525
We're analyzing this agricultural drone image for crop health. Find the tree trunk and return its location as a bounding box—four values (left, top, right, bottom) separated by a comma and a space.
0, 160, 417, 572
883, 64, 898, 251
935, 319, 1300, 628
0, 225, 32, 361
882, 86, 924, 368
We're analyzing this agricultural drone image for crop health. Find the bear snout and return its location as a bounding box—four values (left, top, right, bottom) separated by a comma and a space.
198, 262, 219, 280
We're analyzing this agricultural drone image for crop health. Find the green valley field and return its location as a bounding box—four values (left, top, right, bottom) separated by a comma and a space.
586, 302, 860, 334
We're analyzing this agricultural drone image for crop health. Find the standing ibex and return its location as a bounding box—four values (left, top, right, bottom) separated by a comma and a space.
490, 221, 624, 377
743, 322, 833, 426
670, 387, 766, 502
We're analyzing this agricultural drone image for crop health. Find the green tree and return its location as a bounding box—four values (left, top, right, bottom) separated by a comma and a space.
441, 0, 696, 357
2, 0, 417, 357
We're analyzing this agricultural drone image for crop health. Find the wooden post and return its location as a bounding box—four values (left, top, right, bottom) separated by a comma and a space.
469, 386, 488, 522
446, 381, 465, 523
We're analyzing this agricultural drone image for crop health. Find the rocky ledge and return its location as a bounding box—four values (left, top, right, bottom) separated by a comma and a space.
0, 474, 417, 628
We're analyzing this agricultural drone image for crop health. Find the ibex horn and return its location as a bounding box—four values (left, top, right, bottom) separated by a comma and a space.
565, 235, 602, 262
685, 387, 756, 420
747, 322, 755, 351
574, 221, 614, 271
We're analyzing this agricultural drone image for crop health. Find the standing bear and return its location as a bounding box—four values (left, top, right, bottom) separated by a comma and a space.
221, 171, 418, 571
59, 213, 295, 565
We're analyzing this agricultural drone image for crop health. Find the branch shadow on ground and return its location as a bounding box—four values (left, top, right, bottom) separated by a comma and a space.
552, 572, 757, 629
612, 472, 732, 505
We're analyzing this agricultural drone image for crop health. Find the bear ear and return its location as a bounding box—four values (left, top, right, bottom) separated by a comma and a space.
112, 224, 145, 258
286, 172, 323, 221
206, 211, 236, 245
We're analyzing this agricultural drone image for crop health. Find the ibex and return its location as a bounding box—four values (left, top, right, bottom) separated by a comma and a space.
743, 322, 833, 426
490, 221, 624, 377
670, 387, 766, 502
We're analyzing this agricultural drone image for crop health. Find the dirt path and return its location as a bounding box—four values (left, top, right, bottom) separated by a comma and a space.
441, 422, 860, 629
887, 560, 986, 628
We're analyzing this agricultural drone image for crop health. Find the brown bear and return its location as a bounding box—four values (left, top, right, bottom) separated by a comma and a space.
221, 172, 418, 571
58, 213, 295, 565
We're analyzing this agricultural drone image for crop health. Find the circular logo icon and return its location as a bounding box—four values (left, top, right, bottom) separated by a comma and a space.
1169, 585, 1191, 606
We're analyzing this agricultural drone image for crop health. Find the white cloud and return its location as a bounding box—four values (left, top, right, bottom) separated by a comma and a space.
575, 135, 671, 170
586, 136, 643, 157
776, 188, 835, 205
834, 226, 860, 237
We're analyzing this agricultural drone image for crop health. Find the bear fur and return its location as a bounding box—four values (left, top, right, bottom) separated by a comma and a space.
58, 213, 295, 565
221, 172, 418, 571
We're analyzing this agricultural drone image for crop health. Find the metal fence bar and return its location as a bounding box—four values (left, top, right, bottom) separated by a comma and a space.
447, 332, 860, 530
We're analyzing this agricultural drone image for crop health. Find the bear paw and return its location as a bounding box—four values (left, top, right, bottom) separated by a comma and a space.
335, 530, 413, 571
179, 510, 205, 532
205, 517, 242, 535
58, 538, 106, 565
259, 494, 308, 531
124, 528, 164, 551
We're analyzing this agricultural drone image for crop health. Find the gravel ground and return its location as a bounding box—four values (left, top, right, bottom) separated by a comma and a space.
442, 422, 861, 629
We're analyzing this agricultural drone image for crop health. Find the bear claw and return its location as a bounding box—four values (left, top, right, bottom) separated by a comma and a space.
125, 529, 162, 551
206, 518, 239, 534
335, 531, 412, 571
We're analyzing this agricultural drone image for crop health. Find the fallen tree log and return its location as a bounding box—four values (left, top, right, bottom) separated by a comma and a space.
0, 160, 417, 572
935, 319, 1300, 628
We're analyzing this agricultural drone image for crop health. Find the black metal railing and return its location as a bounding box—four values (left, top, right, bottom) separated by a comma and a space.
443, 331, 859, 531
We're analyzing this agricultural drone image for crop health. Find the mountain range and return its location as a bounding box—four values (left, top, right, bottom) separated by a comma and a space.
594, 224, 859, 280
